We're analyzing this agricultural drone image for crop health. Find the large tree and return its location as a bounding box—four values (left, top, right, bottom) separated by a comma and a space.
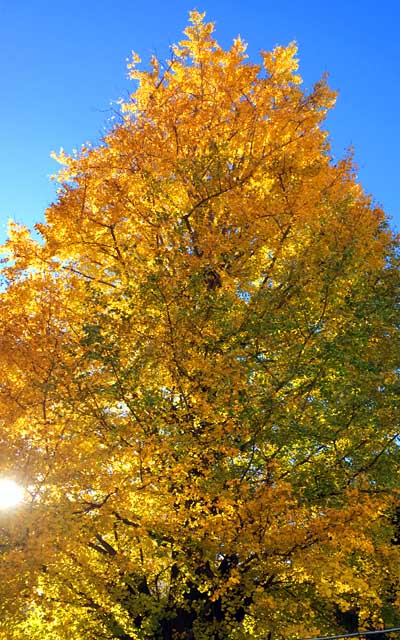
0, 11, 399, 640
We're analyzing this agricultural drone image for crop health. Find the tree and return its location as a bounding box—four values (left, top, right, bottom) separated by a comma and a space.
0, 11, 399, 640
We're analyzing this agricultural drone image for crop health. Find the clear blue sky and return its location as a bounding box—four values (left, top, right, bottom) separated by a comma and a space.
1, 0, 399, 244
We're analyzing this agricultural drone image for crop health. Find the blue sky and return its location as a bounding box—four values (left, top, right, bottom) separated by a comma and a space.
1, 0, 399, 244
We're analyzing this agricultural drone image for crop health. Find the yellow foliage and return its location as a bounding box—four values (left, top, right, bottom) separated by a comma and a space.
0, 10, 399, 640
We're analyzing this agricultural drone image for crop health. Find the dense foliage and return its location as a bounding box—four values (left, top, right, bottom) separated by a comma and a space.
0, 12, 399, 640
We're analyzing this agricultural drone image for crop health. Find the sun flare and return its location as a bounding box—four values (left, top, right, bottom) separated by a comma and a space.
0, 479, 24, 509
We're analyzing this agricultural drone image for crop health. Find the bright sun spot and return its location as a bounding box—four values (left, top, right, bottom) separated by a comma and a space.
0, 479, 24, 509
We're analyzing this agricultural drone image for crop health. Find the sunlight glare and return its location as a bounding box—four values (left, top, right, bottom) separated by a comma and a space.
0, 479, 24, 509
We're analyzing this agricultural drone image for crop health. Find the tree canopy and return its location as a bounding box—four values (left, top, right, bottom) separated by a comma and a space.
0, 11, 399, 640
